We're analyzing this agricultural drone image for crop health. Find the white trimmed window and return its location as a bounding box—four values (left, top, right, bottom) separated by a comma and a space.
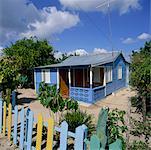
42, 69, 50, 83
106, 67, 112, 83
118, 65, 122, 79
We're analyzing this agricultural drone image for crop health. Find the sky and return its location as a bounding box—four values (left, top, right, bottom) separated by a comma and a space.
0, 0, 151, 58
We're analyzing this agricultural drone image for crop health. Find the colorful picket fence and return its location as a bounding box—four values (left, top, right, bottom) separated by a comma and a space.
0, 98, 88, 150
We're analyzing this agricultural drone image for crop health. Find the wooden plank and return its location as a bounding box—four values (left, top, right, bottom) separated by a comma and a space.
3, 101, 6, 136
46, 117, 54, 150
36, 114, 43, 150
13, 106, 18, 145
74, 125, 87, 150
0, 98, 2, 133
7, 103, 12, 140
20, 108, 25, 150
12, 91, 16, 109
60, 121, 68, 150
26, 110, 34, 150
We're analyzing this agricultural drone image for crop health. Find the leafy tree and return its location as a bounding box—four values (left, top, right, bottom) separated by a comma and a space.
130, 41, 151, 120
4, 37, 56, 87
0, 56, 20, 103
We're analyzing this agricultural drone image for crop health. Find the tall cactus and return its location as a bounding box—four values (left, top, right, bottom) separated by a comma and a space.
96, 107, 109, 148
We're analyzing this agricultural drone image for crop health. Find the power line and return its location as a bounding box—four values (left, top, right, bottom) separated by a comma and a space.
75, 2, 114, 47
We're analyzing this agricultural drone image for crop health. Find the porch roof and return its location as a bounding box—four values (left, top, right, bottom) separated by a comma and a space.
36, 52, 128, 69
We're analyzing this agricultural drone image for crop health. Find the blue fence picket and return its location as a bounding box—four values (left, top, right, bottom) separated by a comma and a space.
0, 98, 2, 133
12, 91, 16, 109
60, 121, 68, 150
74, 124, 88, 150
20, 107, 25, 150
26, 110, 34, 150
13, 106, 18, 145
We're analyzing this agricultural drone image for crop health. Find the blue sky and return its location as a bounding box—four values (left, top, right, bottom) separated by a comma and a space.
0, 0, 150, 58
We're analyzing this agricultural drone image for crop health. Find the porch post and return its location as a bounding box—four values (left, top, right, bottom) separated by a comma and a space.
57, 68, 59, 89
68, 69, 71, 87
104, 68, 107, 96
90, 67, 93, 88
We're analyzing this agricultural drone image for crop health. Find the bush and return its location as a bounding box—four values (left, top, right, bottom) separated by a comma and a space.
107, 109, 127, 150
130, 141, 150, 150
38, 82, 78, 113
130, 96, 143, 113
60, 110, 95, 137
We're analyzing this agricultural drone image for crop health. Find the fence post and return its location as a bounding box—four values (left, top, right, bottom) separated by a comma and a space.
13, 106, 18, 145
7, 103, 12, 140
20, 107, 25, 150
74, 124, 88, 150
36, 114, 43, 150
60, 121, 68, 150
12, 90, 16, 109
0, 98, 2, 133
26, 109, 34, 150
3, 101, 6, 136
46, 117, 54, 150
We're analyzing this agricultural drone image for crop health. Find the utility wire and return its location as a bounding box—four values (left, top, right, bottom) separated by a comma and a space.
75, 2, 114, 46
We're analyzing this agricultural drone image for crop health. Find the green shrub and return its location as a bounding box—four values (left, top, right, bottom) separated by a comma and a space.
130, 96, 143, 113
60, 110, 95, 136
130, 141, 150, 150
38, 82, 78, 113
18, 75, 28, 88
107, 109, 127, 150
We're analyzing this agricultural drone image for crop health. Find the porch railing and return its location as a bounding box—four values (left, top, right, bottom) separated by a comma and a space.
69, 87, 93, 103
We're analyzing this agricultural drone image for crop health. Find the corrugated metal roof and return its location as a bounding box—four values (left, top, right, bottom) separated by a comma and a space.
36, 52, 126, 69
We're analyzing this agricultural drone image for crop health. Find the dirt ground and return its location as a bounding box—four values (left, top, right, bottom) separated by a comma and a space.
0, 134, 18, 150
16, 87, 136, 122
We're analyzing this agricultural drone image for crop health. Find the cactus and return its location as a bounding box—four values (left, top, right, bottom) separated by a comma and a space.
96, 107, 109, 148
109, 139, 122, 150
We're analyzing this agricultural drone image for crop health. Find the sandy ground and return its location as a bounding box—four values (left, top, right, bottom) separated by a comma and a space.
0, 134, 19, 150
16, 87, 136, 122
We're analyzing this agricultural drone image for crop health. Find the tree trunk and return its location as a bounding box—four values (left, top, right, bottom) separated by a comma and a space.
142, 96, 146, 121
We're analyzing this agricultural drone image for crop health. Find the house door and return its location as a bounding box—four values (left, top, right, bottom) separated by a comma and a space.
59, 69, 69, 97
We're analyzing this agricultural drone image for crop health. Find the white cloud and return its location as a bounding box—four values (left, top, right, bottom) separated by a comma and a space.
21, 7, 80, 39
68, 49, 88, 56
59, 0, 141, 15
93, 48, 108, 54
122, 37, 136, 44
0, 46, 3, 56
54, 51, 63, 59
54, 48, 109, 59
0, 0, 79, 44
137, 33, 151, 40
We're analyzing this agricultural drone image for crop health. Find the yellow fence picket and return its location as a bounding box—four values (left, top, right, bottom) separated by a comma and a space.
7, 103, 12, 140
3, 102, 6, 136
46, 118, 54, 150
36, 114, 43, 150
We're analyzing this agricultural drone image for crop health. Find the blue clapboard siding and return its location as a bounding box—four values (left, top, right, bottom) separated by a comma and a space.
35, 68, 42, 93
50, 68, 57, 84
34, 68, 57, 92
106, 54, 126, 96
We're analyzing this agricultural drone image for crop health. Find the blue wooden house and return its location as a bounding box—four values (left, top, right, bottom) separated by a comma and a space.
34, 52, 129, 103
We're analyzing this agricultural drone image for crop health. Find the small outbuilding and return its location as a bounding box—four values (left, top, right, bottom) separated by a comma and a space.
34, 52, 129, 103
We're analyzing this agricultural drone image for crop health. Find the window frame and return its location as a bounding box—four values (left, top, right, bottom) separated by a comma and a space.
106, 66, 113, 83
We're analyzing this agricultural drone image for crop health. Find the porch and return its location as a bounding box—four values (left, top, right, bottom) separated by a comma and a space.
58, 67, 106, 103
